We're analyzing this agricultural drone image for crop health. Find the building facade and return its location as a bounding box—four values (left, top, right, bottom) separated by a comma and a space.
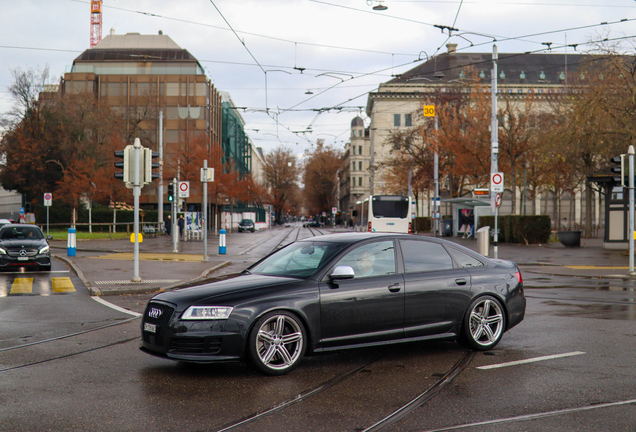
61, 30, 222, 209
339, 116, 371, 222
365, 44, 603, 229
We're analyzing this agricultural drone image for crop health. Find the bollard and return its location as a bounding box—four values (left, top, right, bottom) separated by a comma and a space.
219, 229, 226, 255
477, 226, 489, 257
67, 228, 76, 257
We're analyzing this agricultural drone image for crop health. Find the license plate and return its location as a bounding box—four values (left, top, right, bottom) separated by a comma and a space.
144, 323, 157, 333
17, 257, 28, 261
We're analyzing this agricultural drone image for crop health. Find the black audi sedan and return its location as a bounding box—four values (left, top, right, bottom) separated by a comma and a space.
0, 224, 51, 271
140, 233, 525, 375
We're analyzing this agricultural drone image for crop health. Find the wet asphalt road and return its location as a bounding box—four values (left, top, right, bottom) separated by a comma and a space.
1, 227, 636, 431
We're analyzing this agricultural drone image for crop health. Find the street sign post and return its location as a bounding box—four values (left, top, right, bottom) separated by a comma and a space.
44, 193, 52, 237
178, 181, 190, 198
490, 172, 504, 192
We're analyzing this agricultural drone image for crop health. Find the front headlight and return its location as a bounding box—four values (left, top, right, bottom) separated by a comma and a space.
181, 306, 233, 320
0, 247, 6, 255
38, 245, 50, 254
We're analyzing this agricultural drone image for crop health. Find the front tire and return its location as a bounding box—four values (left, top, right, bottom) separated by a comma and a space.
247, 311, 306, 376
460, 295, 505, 350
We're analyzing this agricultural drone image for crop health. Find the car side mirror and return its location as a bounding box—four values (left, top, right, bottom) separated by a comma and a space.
330, 265, 355, 280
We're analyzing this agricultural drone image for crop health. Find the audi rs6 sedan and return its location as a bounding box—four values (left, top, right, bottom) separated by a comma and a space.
140, 233, 525, 375
0, 224, 51, 271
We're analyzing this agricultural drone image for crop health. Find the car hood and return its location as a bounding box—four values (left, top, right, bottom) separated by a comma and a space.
0, 239, 46, 249
151, 273, 301, 307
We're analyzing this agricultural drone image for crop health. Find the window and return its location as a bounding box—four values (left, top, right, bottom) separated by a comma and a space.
166, 106, 179, 120
107, 82, 120, 96
405, 114, 412, 127
359, 146, 362, 155
352, 146, 355, 155
166, 83, 179, 96
399, 240, 453, 272
137, 82, 150, 96
352, 162, 355, 172
447, 247, 484, 268
334, 240, 396, 278
358, 161, 362, 171
394, 114, 401, 127
359, 130, 363, 137
359, 177, 363, 186
196, 82, 206, 96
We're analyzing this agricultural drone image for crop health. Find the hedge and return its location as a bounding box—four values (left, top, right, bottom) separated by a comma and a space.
478, 215, 551, 244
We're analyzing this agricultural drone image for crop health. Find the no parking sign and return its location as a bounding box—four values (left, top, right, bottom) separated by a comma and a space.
44, 192, 53, 206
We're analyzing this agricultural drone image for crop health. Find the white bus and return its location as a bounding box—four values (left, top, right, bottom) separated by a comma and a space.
354, 195, 413, 234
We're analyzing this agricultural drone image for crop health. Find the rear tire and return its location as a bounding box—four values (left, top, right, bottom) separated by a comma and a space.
247, 310, 306, 376
460, 295, 505, 351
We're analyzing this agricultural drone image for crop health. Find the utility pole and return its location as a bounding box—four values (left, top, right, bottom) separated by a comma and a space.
491, 45, 499, 259
158, 110, 164, 226
132, 138, 141, 282
629, 145, 635, 275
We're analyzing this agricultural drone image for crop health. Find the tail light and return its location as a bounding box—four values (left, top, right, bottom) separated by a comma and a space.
515, 270, 523, 284
367, 222, 372, 232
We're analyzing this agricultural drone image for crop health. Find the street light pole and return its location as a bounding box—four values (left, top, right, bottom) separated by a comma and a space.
491, 44, 499, 259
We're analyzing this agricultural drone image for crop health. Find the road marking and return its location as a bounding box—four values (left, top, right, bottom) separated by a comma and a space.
91, 296, 142, 317
565, 265, 628, 270
476, 351, 586, 370
420, 398, 636, 431
51, 277, 75, 293
10, 278, 33, 294
91, 253, 204, 262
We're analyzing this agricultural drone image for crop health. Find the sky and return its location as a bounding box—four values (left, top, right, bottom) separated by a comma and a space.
1, 0, 635, 160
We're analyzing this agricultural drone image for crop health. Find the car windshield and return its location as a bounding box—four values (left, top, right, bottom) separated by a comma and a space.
0, 226, 44, 240
249, 241, 345, 278
240, 220, 252, 225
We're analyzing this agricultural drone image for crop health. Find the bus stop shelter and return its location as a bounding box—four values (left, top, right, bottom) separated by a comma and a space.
441, 198, 493, 237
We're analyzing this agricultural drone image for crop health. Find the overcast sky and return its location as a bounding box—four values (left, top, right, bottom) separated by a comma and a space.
1, 0, 635, 159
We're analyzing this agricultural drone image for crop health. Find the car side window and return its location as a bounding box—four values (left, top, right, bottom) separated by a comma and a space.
399, 240, 454, 273
447, 247, 485, 268
335, 240, 396, 278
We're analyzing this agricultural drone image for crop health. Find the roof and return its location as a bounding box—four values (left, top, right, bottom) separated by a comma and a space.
386, 52, 599, 85
94, 33, 181, 49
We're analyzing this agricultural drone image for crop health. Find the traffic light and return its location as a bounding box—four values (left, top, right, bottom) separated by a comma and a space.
167, 183, 174, 202
114, 145, 134, 185
144, 149, 161, 185
611, 154, 626, 186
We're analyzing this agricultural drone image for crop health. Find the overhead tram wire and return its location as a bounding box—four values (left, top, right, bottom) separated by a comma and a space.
67, 0, 417, 58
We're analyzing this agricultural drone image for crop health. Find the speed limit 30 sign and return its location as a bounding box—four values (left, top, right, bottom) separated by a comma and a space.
490, 172, 504, 193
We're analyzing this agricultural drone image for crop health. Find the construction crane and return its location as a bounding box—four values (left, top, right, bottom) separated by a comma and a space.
90, 0, 103, 49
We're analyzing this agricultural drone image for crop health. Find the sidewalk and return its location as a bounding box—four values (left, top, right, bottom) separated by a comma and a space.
52, 234, 231, 296
51, 229, 636, 297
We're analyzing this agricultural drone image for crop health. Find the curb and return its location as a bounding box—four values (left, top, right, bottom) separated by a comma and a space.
53, 253, 231, 296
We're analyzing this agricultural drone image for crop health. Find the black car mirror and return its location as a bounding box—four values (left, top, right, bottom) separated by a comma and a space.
330, 265, 355, 280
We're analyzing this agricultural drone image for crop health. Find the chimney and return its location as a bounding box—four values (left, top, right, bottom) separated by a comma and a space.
110, 28, 115, 36
446, 43, 458, 54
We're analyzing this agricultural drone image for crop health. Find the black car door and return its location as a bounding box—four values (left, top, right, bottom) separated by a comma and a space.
399, 239, 472, 338
318, 239, 404, 349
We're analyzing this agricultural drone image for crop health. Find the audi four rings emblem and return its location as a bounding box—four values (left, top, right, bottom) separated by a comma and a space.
148, 308, 162, 319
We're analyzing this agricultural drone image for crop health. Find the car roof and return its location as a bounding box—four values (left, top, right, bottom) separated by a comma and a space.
0, 223, 42, 230
0, 219, 12, 223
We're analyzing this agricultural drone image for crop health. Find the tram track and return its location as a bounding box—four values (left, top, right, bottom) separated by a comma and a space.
212, 350, 475, 432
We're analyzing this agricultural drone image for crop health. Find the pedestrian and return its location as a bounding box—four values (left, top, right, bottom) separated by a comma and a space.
165, 215, 172, 237
178, 214, 185, 239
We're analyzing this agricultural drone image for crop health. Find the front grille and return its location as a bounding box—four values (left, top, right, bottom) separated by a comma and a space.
8, 250, 37, 257
142, 302, 175, 348
170, 337, 222, 354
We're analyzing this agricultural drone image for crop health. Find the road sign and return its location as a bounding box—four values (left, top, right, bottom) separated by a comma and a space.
178, 181, 190, 198
423, 105, 435, 117
495, 192, 502, 208
200, 167, 214, 182
491, 172, 504, 192
44, 193, 53, 207
332, 207, 337, 214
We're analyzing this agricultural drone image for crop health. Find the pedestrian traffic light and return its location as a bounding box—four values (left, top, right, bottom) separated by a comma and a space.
114, 145, 134, 186
144, 149, 161, 185
611, 154, 626, 186
167, 183, 174, 202
25, 202, 31, 213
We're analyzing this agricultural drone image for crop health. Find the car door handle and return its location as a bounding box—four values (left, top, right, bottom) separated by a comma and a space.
388, 283, 401, 293
455, 278, 467, 286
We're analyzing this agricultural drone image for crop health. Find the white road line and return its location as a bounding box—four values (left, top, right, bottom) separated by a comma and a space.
476, 351, 586, 370
91, 296, 142, 317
